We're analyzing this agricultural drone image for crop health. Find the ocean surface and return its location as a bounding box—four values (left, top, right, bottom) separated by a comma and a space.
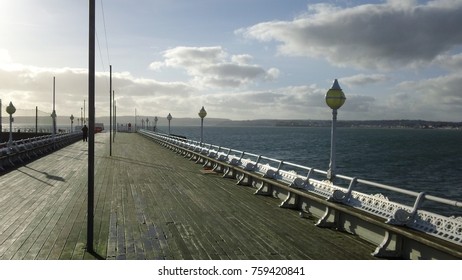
164, 126, 462, 216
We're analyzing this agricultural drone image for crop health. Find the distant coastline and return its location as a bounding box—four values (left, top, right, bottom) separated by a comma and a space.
3, 116, 461, 130
94, 117, 462, 129
260, 119, 462, 129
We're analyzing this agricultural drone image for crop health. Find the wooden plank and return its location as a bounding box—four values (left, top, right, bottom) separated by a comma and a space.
0, 132, 378, 260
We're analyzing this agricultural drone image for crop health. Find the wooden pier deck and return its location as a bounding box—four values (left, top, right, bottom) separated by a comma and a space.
0, 132, 377, 260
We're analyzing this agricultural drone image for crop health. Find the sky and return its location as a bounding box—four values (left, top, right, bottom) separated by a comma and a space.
1, 0, 462, 122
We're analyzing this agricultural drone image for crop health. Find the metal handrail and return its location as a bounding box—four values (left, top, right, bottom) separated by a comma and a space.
139, 129, 462, 212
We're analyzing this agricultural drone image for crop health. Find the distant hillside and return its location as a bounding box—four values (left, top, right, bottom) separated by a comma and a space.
216, 119, 462, 129
6, 115, 461, 130
102, 117, 462, 129
95, 116, 233, 127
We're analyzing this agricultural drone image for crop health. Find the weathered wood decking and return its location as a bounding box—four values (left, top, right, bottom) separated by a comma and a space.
0, 133, 377, 260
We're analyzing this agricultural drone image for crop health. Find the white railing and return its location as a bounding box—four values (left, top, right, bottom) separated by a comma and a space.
138, 129, 462, 250
0, 132, 82, 171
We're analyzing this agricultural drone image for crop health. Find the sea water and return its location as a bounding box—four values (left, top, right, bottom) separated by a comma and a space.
167, 126, 462, 215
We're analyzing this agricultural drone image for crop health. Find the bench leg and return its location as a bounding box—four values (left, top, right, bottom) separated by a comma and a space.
195, 156, 206, 165
212, 162, 225, 173
222, 166, 236, 179
372, 230, 403, 258
316, 206, 341, 230
236, 172, 252, 186
254, 180, 273, 196
280, 191, 300, 209
202, 159, 213, 169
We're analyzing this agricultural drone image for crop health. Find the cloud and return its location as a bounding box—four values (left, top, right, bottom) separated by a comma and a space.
163, 46, 226, 68
0, 49, 12, 64
149, 46, 280, 88
341, 74, 389, 87
265, 68, 280, 80
238, 1, 462, 70
397, 74, 462, 108
2, 57, 460, 121
0, 61, 196, 118
148, 61, 164, 71
434, 53, 462, 70
203, 85, 329, 120
231, 54, 253, 64
341, 94, 376, 113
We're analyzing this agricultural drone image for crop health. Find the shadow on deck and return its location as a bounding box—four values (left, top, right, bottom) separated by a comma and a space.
0, 133, 377, 260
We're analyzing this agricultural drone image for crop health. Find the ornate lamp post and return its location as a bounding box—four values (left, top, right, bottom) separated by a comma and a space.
167, 113, 172, 135
198, 106, 207, 145
6, 101, 16, 148
154, 116, 158, 132
325, 79, 346, 181
70, 114, 74, 132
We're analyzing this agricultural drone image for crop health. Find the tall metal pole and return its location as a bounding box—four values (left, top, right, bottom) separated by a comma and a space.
35, 106, 38, 135
113, 91, 116, 142
70, 115, 74, 132
154, 116, 158, 132
87, 0, 95, 253
0, 99, 2, 142
198, 106, 207, 145
109, 65, 112, 156
167, 113, 172, 135
51, 77, 57, 138
6, 102, 15, 148
327, 109, 337, 181
201, 118, 204, 144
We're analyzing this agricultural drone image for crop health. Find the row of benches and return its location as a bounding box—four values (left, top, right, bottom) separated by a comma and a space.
0, 133, 82, 172
139, 129, 462, 259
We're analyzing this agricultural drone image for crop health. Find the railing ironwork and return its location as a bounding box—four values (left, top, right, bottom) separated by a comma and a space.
138, 129, 462, 249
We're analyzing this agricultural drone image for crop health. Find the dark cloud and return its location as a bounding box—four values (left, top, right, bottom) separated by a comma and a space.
239, 1, 462, 69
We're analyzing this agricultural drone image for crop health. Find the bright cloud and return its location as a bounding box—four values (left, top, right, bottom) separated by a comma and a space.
0, 49, 12, 64
239, 1, 462, 70
0, 61, 196, 118
150, 46, 280, 88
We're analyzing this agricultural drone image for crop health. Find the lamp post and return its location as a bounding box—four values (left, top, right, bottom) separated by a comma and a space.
146, 117, 149, 130
51, 76, 57, 138
6, 102, 16, 148
154, 116, 158, 132
0, 99, 2, 142
51, 110, 57, 138
70, 114, 74, 132
167, 113, 172, 135
325, 79, 346, 181
198, 106, 207, 145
